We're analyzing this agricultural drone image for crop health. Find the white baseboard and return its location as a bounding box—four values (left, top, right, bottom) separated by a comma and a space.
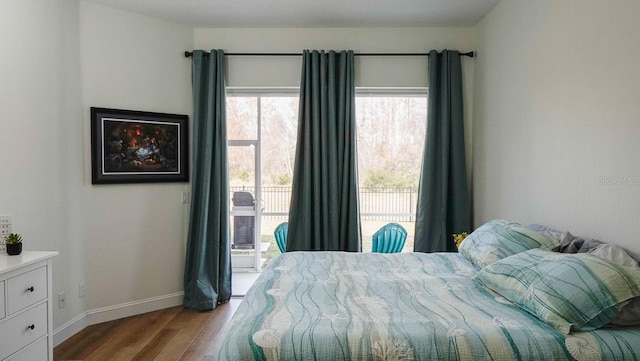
53, 312, 90, 347
86, 292, 184, 325
53, 292, 184, 347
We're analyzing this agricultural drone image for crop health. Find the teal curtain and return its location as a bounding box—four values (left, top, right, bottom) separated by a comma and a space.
287, 50, 361, 252
414, 50, 471, 253
183, 50, 231, 310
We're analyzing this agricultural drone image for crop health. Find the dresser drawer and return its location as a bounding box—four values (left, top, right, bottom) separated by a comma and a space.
0, 280, 5, 320
7, 266, 46, 315
5, 337, 48, 361
0, 302, 47, 360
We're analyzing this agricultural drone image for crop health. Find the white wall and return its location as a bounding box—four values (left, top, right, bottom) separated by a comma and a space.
0, 0, 86, 332
1, 0, 194, 339
79, 2, 193, 311
473, 0, 640, 253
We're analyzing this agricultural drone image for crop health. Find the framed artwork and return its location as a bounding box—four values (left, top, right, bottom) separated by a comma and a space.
90, 107, 189, 184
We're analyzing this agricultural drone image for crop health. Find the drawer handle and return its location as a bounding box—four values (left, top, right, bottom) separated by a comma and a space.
26, 286, 35, 292
27, 324, 35, 331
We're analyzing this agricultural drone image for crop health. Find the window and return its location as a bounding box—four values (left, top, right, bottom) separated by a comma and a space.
356, 89, 427, 252
226, 88, 427, 268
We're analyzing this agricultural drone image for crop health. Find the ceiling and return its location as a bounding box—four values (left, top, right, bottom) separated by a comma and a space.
85, 0, 501, 28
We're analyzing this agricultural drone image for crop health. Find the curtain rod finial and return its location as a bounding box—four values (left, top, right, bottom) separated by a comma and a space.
184, 51, 193, 58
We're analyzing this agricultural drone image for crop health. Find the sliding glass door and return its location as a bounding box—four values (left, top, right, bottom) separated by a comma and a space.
226, 87, 426, 267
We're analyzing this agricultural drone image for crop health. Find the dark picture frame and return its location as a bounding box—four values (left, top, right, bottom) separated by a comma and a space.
90, 107, 189, 184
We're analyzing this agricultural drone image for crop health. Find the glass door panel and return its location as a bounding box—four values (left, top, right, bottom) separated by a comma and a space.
227, 90, 298, 270
228, 144, 260, 270
355, 92, 427, 252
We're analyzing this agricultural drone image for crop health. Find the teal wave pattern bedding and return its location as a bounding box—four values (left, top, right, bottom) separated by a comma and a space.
218, 252, 640, 360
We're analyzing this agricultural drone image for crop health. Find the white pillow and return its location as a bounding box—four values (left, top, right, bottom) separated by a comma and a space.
588, 244, 640, 327
588, 244, 640, 269
527, 224, 574, 248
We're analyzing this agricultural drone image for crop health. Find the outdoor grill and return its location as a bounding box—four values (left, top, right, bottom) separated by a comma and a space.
232, 191, 256, 249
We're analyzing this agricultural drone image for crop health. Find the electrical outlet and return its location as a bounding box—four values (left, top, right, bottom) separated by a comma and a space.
0, 214, 11, 235
0, 214, 11, 226
58, 292, 66, 309
79, 283, 85, 298
0, 214, 11, 252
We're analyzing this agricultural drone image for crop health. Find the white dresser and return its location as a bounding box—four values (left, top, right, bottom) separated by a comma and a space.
0, 252, 58, 361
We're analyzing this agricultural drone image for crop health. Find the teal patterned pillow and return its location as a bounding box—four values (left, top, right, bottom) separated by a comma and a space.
475, 248, 640, 334
458, 220, 560, 268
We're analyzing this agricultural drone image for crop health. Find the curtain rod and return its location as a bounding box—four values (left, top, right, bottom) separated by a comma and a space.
184, 51, 474, 58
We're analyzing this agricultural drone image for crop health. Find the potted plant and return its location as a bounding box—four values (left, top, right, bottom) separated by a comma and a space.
5, 233, 23, 255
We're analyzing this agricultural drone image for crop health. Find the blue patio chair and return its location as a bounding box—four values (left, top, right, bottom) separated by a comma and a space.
372, 223, 407, 253
274, 222, 288, 253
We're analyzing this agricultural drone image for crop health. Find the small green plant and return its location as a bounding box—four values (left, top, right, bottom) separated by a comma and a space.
5, 233, 22, 245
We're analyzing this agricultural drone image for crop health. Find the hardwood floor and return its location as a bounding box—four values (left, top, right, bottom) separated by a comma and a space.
53, 298, 241, 361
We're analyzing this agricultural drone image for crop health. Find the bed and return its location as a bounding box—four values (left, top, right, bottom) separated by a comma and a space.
218, 220, 640, 360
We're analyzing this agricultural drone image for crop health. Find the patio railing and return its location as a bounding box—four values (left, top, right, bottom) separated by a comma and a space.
230, 186, 417, 222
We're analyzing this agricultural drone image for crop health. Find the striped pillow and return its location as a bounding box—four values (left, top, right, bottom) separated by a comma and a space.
475, 248, 640, 334
459, 220, 560, 268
